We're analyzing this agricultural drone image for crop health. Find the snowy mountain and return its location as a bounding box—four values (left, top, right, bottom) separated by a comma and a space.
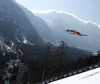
49, 67, 100, 84
0, 0, 43, 49
0, 0, 46, 67
0, 1, 98, 84
0, 0, 92, 69
31, 10, 100, 51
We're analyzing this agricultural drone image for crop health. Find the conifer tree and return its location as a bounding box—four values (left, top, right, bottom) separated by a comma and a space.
53, 41, 68, 74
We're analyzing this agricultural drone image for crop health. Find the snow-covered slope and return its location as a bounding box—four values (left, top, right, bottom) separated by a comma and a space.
49, 67, 100, 84
31, 10, 100, 51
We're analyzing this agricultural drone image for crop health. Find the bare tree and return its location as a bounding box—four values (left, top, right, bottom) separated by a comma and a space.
41, 42, 51, 83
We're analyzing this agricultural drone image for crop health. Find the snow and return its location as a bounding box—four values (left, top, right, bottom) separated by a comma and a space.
14, 29, 34, 46
23, 37, 34, 46
0, 39, 13, 52
11, 41, 14, 47
16, 37, 20, 42
3, 52, 5, 56
49, 67, 100, 84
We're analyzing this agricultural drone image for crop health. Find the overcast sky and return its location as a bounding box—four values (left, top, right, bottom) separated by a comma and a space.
15, 0, 100, 25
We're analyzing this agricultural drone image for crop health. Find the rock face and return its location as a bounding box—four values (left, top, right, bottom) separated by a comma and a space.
0, 0, 43, 52
18, 5, 56, 43
0, 0, 45, 67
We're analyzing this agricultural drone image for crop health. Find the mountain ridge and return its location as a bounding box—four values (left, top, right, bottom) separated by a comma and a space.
30, 10, 100, 51
31, 10, 100, 27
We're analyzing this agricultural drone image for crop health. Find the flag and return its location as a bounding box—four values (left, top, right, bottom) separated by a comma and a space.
18, 49, 23, 56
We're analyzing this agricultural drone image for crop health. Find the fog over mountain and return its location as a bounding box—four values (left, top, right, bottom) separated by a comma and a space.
0, 0, 92, 69
16, 6, 56, 43
31, 10, 100, 52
